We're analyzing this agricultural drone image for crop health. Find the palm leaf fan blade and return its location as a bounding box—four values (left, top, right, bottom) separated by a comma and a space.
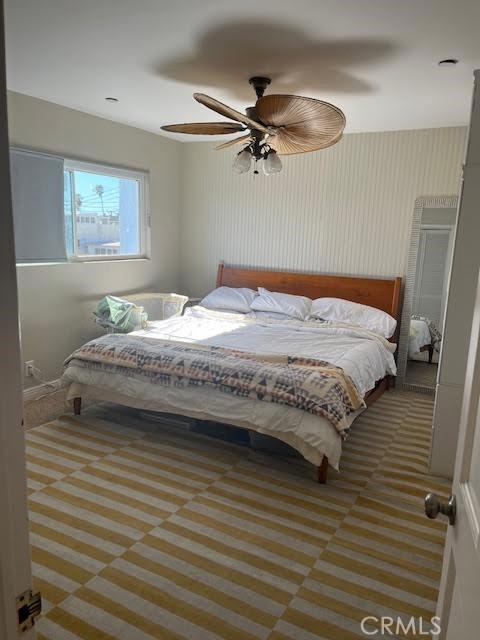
255, 95, 345, 154
215, 134, 251, 150
161, 122, 245, 135
193, 93, 271, 135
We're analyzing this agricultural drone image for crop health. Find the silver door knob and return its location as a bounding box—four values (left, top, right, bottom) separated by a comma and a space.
424, 493, 456, 526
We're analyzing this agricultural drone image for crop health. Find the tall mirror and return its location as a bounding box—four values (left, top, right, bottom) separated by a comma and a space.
397, 195, 458, 393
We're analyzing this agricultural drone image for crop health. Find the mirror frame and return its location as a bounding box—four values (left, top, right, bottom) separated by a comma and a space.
397, 194, 459, 391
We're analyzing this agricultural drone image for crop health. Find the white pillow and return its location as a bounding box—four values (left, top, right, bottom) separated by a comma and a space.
200, 286, 257, 313
250, 288, 312, 320
309, 297, 397, 338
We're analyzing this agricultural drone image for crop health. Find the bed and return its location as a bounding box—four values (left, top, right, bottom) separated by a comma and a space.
409, 316, 441, 363
63, 265, 402, 483
409, 318, 434, 362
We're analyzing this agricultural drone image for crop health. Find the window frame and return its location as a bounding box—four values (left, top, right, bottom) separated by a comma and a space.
64, 158, 150, 262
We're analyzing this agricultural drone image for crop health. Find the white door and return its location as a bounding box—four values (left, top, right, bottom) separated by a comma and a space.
431, 268, 480, 638
413, 227, 453, 331
0, 5, 37, 638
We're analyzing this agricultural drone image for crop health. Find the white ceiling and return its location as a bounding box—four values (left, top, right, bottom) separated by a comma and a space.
5, 0, 480, 141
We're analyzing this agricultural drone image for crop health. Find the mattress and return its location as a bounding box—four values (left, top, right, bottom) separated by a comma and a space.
63, 306, 397, 470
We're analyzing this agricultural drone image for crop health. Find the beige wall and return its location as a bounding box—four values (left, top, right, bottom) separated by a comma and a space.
8, 92, 181, 387
179, 127, 467, 297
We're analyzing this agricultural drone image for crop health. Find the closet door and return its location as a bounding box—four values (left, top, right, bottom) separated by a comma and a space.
413, 228, 452, 330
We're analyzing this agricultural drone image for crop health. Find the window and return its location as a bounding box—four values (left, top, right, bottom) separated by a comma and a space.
64, 160, 149, 260
10, 148, 149, 263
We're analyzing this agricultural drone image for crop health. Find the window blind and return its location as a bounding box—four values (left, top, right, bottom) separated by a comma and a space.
10, 148, 66, 262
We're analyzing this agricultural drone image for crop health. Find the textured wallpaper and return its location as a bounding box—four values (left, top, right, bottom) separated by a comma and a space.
179, 126, 466, 296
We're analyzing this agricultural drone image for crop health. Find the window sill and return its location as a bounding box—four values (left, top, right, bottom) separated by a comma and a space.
69, 255, 150, 264
17, 257, 150, 267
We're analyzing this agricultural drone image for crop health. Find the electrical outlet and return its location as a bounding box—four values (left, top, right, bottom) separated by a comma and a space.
25, 361, 35, 377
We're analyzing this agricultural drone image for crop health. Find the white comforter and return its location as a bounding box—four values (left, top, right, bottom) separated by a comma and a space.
64, 307, 396, 470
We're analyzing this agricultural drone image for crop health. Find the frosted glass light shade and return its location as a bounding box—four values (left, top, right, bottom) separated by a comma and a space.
232, 149, 252, 174
263, 151, 282, 175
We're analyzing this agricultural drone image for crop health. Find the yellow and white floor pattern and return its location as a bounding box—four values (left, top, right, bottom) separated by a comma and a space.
26, 391, 451, 639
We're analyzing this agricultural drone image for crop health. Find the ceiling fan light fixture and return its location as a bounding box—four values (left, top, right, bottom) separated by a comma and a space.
232, 148, 252, 174
232, 141, 282, 176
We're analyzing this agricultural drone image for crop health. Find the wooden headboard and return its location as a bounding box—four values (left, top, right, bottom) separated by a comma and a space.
216, 264, 402, 327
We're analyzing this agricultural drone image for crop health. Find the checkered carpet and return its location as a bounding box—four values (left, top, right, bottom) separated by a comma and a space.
26, 390, 450, 639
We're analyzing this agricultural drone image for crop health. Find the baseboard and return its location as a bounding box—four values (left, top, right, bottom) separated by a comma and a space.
23, 378, 64, 403
400, 381, 435, 395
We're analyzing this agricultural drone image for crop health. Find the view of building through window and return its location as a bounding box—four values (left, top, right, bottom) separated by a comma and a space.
64, 168, 141, 257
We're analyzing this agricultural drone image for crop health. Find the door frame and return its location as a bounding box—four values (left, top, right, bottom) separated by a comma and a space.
0, 1, 36, 637
430, 70, 480, 478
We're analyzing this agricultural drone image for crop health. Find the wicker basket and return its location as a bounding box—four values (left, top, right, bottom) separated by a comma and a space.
123, 293, 188, 321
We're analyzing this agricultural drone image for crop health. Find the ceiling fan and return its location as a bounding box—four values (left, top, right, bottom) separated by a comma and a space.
161, 77, 346, 175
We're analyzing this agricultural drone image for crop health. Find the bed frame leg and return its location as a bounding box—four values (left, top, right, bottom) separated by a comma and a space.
317, 456, 329, 484
428, 345, 434, 364
73, 397, 82, 416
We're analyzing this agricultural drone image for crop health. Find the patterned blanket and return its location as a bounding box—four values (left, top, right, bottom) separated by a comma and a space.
64, 335, 364, 433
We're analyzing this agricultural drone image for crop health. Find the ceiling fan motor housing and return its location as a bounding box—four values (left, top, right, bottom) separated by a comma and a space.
245, 106, 268, 142
245, 106, 265, 138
